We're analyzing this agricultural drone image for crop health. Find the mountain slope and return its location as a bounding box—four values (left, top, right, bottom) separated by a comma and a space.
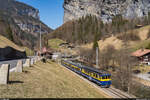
0, 34, 26, 61
0, 34, 23, 51
0, 0, 53, 48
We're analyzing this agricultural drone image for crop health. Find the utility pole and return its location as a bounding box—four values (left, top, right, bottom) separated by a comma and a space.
40, 23, 42, 53
96, 47, 99, 69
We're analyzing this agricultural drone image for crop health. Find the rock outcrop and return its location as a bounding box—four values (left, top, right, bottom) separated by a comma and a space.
64, 0, 150, 23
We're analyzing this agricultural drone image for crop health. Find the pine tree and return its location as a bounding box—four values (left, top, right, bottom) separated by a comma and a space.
6, 25, 13, 41
93, 40, 99, 50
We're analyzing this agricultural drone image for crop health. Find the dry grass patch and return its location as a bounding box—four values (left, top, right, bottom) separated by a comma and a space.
80, 25, 150, 51
0, 35, 23, 51
0, 61, 107, 98
0, 34, 34, 56
80, 36, 123, 50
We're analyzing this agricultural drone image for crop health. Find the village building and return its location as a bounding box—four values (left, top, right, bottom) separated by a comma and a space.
36, 47, 54, 59
132, 49, 150, 65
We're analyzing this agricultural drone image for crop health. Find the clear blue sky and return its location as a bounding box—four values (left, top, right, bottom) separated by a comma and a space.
18, 0, 64, 29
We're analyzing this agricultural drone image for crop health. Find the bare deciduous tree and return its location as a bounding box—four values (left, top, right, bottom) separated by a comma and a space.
78, 47, 94, 66
99, 45, 116, 70
114, 48, 137, 93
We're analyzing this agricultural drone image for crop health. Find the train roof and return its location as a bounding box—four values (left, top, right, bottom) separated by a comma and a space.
64, 60, 110, 75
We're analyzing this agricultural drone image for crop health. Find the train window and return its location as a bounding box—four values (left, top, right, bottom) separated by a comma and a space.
95, 74, 98, 78
102, 76, 105, 79
94, 73, 96, 77
99, 77, 102, 79
93, 73, 95, 77
108, 75, 111, 79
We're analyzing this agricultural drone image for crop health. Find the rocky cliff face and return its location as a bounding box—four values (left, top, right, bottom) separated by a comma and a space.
0, 0, 39, 19
64, 0, 150, 23
17, 8, 39, 19
0, 0, 52, 48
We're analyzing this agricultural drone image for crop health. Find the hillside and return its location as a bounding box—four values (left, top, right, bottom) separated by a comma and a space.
0, 34, 23, 51
0, 34, 34, 60
48, 24, 150, 57
0, 0, 53, 48
81, 25, 150, 51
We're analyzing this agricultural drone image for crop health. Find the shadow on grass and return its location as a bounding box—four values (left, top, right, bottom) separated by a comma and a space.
8, 81, 24, 84
30, 65, 34, 67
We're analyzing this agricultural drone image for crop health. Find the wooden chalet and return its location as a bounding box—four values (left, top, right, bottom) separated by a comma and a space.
132, 49, 150, 65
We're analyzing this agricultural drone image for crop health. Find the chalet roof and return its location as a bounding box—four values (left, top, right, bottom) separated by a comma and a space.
132, 49, 150, 57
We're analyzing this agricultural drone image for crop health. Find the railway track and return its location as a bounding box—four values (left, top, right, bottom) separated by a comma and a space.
101, 87, 134, 98
59, 62, 136, 98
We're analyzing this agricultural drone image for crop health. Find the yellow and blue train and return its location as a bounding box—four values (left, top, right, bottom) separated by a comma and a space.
61, 60, 112, 88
